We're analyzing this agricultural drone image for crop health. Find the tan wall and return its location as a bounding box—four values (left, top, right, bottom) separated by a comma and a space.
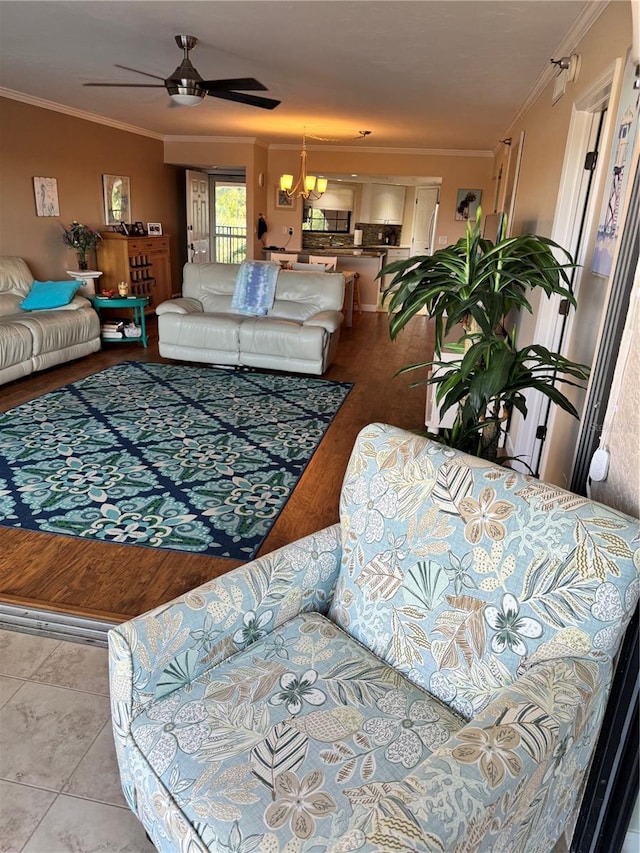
166, 140, 494, 254
164, 139, 264, 259
266, 148, 494, 252
494, 0, 632, 343
490, 1, 635, 493
0, 98, 182, 284
591, 284, 640, 518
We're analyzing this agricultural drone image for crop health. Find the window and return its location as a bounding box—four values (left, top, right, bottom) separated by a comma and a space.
303, 206, 352, 233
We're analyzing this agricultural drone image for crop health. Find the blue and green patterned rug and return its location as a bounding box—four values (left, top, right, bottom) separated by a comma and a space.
0, 362, 352, 559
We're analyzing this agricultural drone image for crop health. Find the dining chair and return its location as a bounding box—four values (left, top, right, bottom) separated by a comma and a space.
292, 262, 327, 271
272, 253, 298, 269
309, 255, 338, 271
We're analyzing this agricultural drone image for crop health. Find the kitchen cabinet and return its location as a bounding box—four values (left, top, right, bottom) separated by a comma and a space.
98, 232, 172, 311
360, 184, 406, 225
379, 246, 411, 308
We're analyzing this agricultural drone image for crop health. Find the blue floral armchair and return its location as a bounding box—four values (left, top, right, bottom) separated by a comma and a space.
109, 423, 639, 852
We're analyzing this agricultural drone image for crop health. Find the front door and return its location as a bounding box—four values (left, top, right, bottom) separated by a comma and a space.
186, 170, 210, 263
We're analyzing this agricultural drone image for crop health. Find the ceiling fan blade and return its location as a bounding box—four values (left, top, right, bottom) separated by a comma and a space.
206, 90, 281, 110
114, 64, 165, 81
83, 82, 165, 88
200, 77, 267, 92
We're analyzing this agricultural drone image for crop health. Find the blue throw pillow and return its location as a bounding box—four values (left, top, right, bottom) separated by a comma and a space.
20, 280, 81, 310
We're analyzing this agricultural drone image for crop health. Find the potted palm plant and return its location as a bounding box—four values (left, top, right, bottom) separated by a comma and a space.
381, 208, 590, 462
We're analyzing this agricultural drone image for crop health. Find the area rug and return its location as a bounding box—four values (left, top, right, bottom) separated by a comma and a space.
0, 362, 352, 559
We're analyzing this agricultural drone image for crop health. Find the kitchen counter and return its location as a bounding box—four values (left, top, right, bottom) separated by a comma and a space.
275, 248, 386, 258
265, 249, 389, 313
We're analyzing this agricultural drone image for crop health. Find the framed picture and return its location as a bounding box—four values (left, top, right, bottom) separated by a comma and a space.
147, 222, 162, 236
33, 177, 60, 216
119, 222, 130, 236
103, 174, 131, 225
455, 189, 482, 221
132, 221, 147, 236
275, 188, 294, 209
592, 48, 639, 277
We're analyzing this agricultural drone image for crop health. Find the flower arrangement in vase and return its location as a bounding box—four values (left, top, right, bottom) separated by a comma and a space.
61, 221, 102, 270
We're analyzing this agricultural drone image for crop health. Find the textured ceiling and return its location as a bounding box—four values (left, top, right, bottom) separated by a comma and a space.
0, 0, 593, 150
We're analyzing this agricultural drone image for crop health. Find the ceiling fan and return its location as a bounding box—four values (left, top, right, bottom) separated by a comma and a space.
84, 35, 280, 109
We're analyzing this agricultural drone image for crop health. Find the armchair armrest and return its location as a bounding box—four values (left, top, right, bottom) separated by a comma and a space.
347, 654, 611, 853
304, 310, 344, 333
156, 296, 203, 315
109, 524, 342, 816
109, 524, 342, 715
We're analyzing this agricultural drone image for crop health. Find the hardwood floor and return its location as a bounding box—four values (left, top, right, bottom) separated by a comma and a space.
0, 312, 434, 624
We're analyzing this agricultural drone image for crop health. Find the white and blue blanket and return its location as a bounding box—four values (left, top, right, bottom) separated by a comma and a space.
231, 261, 279, 315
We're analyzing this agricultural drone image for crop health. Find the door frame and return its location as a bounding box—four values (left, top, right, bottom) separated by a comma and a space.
509, 60, 624, 476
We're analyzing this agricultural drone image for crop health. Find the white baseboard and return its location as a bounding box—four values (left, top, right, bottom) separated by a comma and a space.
361, 303, 379, 313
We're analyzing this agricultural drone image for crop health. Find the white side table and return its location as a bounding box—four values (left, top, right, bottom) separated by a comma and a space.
66, 270, 103, 297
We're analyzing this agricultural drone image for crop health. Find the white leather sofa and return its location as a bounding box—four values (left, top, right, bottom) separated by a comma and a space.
0, 257, 101, 385
156, 262, 345, 375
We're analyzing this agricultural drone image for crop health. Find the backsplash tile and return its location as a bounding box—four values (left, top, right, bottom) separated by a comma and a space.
302, 223, 402, 250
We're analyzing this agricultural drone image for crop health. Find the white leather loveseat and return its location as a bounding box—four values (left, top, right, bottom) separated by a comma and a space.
0, 257, 101, 386
156, 262, 345, 375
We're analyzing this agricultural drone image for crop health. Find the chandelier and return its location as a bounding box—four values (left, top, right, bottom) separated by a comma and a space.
279, 132, 328, 200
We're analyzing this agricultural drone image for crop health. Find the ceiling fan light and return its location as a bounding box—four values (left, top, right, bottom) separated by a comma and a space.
166, 78, 206, 106
280, 174, 294, 191
170, 92, 205, 106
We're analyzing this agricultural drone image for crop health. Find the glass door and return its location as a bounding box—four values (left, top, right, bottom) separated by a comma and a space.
210, 176, 247, 263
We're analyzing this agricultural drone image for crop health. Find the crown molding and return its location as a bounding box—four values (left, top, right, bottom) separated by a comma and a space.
0, 89, 491, 154
269, 142, 493, 157
164, 135, 261, 145
0, 87, 164, 140
498, 0, 610, 143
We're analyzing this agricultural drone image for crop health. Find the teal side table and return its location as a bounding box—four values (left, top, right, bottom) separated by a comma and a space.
89, 295, 149, 348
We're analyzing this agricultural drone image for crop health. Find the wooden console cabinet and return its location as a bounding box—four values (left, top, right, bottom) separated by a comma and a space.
98, 232, 172, 310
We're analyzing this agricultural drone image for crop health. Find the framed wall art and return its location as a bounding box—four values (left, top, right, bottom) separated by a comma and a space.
33, 177, 60, 216
275, 188, 295, 209
592, 48, 639, 278
103, 174, 131, 225
455, 189, 482, 221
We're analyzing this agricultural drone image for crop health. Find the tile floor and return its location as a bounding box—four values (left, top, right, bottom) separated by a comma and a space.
0, 627, 573, 853
0, 627, 155, 853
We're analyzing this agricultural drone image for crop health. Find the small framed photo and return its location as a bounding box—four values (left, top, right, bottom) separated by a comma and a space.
275, 188, 294, 209
133, 221, 147, 236
119, 221, 130, 235
147, 222, 162, 236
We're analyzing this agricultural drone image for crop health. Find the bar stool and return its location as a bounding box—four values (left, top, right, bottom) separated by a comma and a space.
353, 272, 361, 314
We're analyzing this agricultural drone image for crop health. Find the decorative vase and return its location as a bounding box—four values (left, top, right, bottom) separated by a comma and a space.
77, 255, 88, 271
